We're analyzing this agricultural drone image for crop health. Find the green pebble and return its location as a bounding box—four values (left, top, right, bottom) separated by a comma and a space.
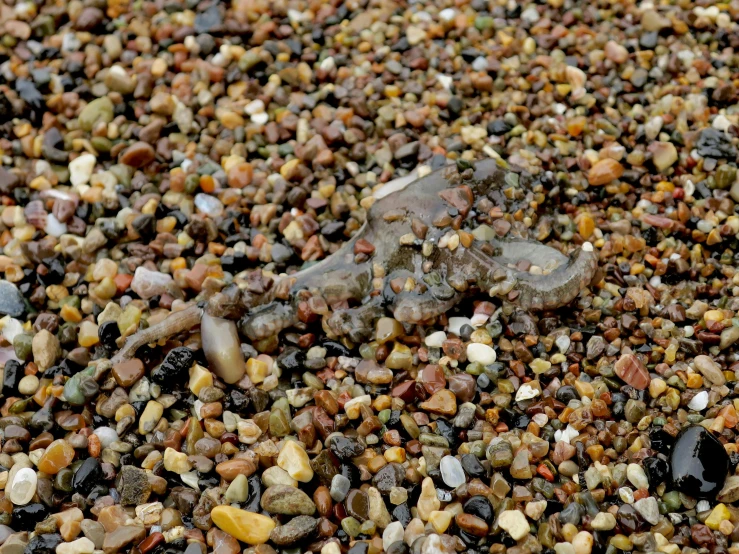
341, 517, 361, 537
13, 334, 32, 361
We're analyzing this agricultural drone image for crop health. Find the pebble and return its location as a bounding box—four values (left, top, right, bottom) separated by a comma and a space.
688, 391, 708, 411
260, 485, 316, 515
69, 154, 96, 186
670, 425, 729, 499
8, 468, 36, 505
0, 282, 25, 318
498, 510, 530, 541
466, 343, 496, 364
626, 464, 649, 490
329, 474, 350, 502
614, 353, 650, 390
269, 516, 317, 546
382, 521, 404, 550
130, 267, 173, 299
693, 355, 726, 385
277, 441, 314, 483
211, 506, 275, 545
439, 456, 466, 488
591, 512, 617, 531
634, 497, 659, 525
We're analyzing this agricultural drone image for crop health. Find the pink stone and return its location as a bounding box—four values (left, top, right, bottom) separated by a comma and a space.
614, 353, 650, 390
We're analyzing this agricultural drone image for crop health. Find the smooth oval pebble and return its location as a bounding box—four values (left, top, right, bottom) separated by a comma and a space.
201, 313, 245, 384
9, 467, 37, 505
211, 505, 275, 544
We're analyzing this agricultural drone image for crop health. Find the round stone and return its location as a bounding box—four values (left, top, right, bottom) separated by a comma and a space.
440, 456, 466, 488
9, 468, 37, 505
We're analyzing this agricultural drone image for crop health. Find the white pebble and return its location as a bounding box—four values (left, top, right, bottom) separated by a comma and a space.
44, 214, 67, 237
626, 463, 649, 490
447, 317, 472, 336
688, 390, 708, 411
93, 427, 119, 448
424, 331, 447, 348
194, 193, 224, 218
466, 343, 496, 365
439, 456, 466, 488
382, 521, 404, 551
9, 467, 37, 505
130, 266, 173, 299
69, 154, 96, 186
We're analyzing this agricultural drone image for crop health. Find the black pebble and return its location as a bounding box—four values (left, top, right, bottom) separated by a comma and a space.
463, 495, 493, 525
461, 453, 486, 479
643, 456, 670, 488
12, 503, 48, 531
670, 425, 729, 499
72, 457, 103, 495
24, 533, 61, 554
98, 320, 121, 350
151, 347, 195, 385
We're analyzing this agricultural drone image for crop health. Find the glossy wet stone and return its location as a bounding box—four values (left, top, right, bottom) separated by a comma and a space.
670, 425, 729, 499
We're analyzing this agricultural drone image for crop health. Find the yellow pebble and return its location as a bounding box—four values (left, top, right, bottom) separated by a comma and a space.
211, 506, 275, 545
189, 364, 213, 395
384, 447, 406, 463
428, 511, 453, 533
706, 503, 731, 530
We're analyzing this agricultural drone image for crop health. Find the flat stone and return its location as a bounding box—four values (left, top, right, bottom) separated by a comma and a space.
614, 353, 650, 390
117, 466, 151, 506
260, 485, 316, 516
440, 456, 466, 488
670, 425, 729, 499
694, 355, 726, 385
269, 516, 317, 546
102, 525, 145, 554
0, 282, 25, 318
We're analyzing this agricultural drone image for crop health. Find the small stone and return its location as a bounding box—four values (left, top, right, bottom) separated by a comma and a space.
56, 537, 94, 554
117, 466, 151, 506
626, 464, 648, 490
211, 506, 275, 545
614, 353, 650, 390
591, 512, 616, 531
428, 511, 453, 534
417, 477, 440, 521
162, 447, 191, 474
419, 389, 457, 417
260, 485, 316, 516
224, 474, 249, 503
330, 474, 350, 502
130, 267, 173, 299
498, 510, 530, 541
32, 330, 60, 371
102, 525, 145, 554
368, 487, 391, 529
406, 26, 426, 46
277, 441, 314, 483
670, 425, 729, 499
0, 282, 25, 317
688, 391, 708, 411
572, 531, 593, 554
269, 516, 317, 546
694, 355, 725, 385
648, 142, 678, 172
382, 521, 404, 550
79, 98, 114, 132
440, 456, 465, 488
69, 154, 96, 186
466, 343, 496, 364
9, 468, 36, 505
705, 503, 731, 530
634, 497, 659, 525
119, 142, 155, 168
717, 475, 739, 503
588, 158, 624, 186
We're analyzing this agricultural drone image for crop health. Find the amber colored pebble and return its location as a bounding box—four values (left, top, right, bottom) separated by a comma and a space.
38, 439, 75, 474
139, 532, 164, 554
215, 459, 256, 481
314, 486, 332, 518
456, 513, 489, 537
